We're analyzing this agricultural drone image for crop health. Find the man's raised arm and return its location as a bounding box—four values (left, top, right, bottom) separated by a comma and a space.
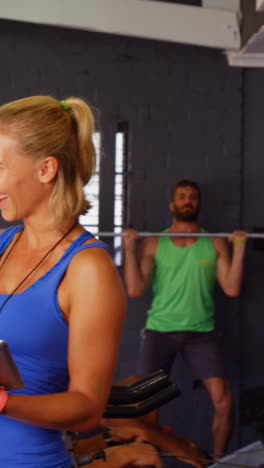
123, 229, 157, 298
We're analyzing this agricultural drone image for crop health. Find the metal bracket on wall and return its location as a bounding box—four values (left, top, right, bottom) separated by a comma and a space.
226, 0, 264, 67
0, 0, 240, 50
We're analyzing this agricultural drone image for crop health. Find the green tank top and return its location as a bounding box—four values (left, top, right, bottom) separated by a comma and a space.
146, 231, 217, 332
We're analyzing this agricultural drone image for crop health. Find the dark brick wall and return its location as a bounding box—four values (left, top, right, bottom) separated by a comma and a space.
0, 17, 262, 455
242, 69, 264, 388
238, 69, 264, 446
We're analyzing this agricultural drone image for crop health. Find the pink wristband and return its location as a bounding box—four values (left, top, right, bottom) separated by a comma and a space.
0, 387, 8, 412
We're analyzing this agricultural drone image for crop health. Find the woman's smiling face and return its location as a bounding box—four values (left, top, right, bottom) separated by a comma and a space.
0, 131, 44, 222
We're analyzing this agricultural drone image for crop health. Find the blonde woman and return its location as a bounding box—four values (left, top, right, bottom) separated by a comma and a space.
0, 96, 126, 467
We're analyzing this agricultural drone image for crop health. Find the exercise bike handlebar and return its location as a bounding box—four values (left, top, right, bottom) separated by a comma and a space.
104, 383, 180, 418
108, 369, 172, 404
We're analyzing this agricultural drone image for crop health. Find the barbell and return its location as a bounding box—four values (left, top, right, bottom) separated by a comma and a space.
95, 231, 264, 239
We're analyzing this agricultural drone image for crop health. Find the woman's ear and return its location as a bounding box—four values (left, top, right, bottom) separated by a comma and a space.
38, 156, 59, 183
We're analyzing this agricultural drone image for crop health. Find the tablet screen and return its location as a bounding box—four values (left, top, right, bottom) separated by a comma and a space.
0, 340, 24, 390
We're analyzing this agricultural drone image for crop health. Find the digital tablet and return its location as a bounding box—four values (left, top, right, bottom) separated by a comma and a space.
0, 340, 24, 390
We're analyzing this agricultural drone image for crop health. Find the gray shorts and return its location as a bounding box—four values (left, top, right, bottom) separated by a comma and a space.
136, 329, 226, 386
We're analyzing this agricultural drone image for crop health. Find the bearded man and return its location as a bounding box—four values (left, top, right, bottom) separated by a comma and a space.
123, 179, 247, 460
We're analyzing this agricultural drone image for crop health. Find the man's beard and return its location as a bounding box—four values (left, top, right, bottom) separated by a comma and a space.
172, 204, 200, 222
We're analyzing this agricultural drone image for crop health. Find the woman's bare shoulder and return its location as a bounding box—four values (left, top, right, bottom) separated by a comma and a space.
67, 240, 116, 278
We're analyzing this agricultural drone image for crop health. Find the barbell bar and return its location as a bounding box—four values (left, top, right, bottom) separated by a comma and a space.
95, 231, 264, 239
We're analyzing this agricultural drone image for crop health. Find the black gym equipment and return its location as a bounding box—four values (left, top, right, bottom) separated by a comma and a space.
66, 369, 180, 467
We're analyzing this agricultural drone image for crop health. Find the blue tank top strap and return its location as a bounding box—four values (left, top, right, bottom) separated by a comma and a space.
59, 231, 111, 257
0, 225, 23, 255
0, 227, 111, 291
0, 227, 109, 257
31, 231, 111, 289
69, 241, 110, 254
54, 232, 111, 267
53, 231, 112, 268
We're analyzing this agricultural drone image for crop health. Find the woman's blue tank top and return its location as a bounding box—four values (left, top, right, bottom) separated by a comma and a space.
0, 225, 109, 467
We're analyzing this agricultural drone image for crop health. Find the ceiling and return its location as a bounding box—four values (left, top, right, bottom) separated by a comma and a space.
0, 0, 263, 66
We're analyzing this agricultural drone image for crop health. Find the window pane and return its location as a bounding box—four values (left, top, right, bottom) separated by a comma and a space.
115, 133, 124, 173
114, 132, 125, 266
114, 226, 122, 266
